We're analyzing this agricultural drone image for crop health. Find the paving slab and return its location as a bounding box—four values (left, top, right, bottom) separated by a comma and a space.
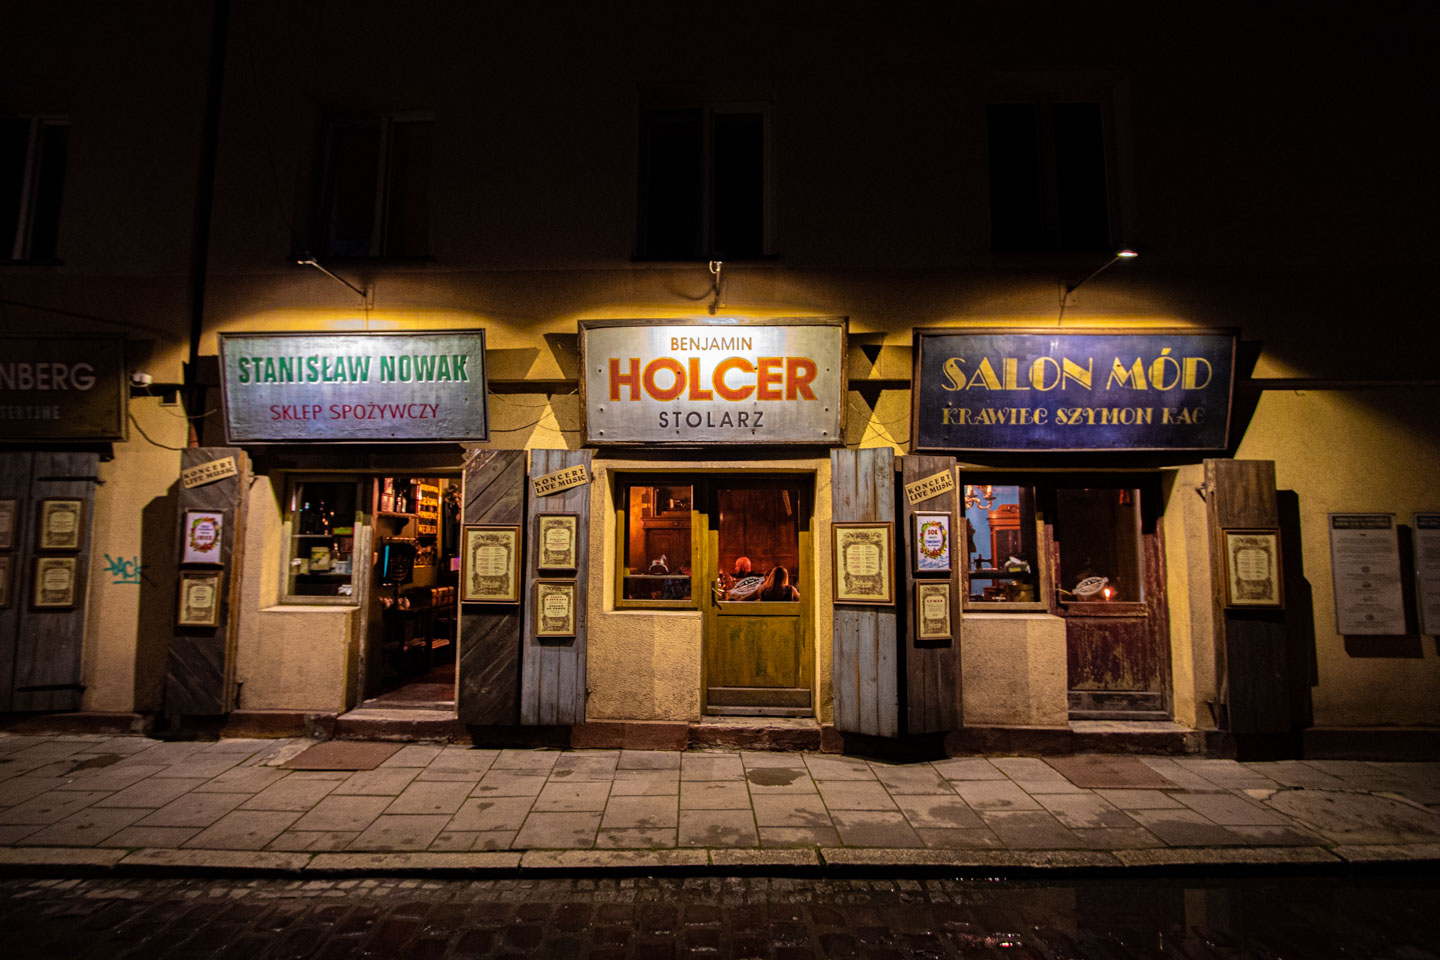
680, 781, 750, 810
1093, 788, 1186, 810
1126, 808, 1247, 846
0, 790, 111, 826
533, 781, 611, 812
1172, 791, 1292, 826
678, 809, 758, 848
447, 797, 535, 832
711, 847, 820, 867
0, 846, 128, 868
758, 826, 840, 847
601, 795, 678, 829
952, 780, 1042, 812
596, 827, 677, 849
1265, 789, 1440, 843
348, 814, 451, 851
91, 777, 206, 809
306, 851, 521, 871
380, 745, 446, 768
121, 848, 312, 871
681, 753, 745, 781
470, 771, 549, 798
513, 811, 602, 849
1072, 826, 1165, 849
290, 795, 392, 833
521, 848, 705, 869
868, 763, 954, 795
490, 749, 560, 773
610, 770, 680, 796
182, 810, 302, 850
98, 825, 202, 848
913, 827, 1005, 848
803, 756, 875, 781
192, 766, 290, 794
239, 776, 341, 812
551, 753, 620, 781
1332, 842, 1440, 863
741, 766, 816, 795
893, 795, 984, 830
385, 781, 475, 816
265, 831, 358, 852
330, 767, 420, 796
980, 810, 1087, 849
816, 780, 896, 811
133, 791, 249, 829
751, 795, 831, 828
0, 776, 70, 807
829, 811, 923, 848
51, 764, 167, 793
1035, 793, 1140, 829
617, 750, 681, 770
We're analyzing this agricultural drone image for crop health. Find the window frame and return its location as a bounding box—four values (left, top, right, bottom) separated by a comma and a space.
312, 111, 433, 260
3, 115, 69, 263
614, 475, 700, 611
279, 474, 366, 606
958, 475, 1051, 613
634, 101, 775, 262
1050, 482, 1149, 618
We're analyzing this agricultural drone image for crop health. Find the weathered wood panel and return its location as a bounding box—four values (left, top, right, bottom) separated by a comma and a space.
13, 452, 99, 712
521, 449, 592, 725
0, 452, 35, 713
900, 455, 959, 734
458, 449, 526, 726
165, 447, 248, 716
829, 447, 899, 737
1204, 458, 1291, 740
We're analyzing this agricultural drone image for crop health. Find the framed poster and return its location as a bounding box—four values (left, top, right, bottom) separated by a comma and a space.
1416, 513, 1440, 636
1223, 529, 1284, 608
32, 556, 78, 608
37, 498, 84, 551
0, 554, 11, 608
0, 498, 17, 550
537, 513, 579, 571
181, 510, 224, 565
177, 570, 223, 627
1329, 513, 1406, 635
832, 522, 894, 605
461, 524, 521, 603
535, 579, 577, 637
916, 581, 952, 641
913, 511, 952, 574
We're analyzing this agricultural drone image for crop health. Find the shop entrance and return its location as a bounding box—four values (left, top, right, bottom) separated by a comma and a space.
703, 478, 813, 716
1047, 478, 1171, 719
362, 474, 461, 708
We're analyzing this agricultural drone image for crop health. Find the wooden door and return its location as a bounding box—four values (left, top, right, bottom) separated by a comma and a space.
1050, 480, 1171, 719
703, 478, 813, 716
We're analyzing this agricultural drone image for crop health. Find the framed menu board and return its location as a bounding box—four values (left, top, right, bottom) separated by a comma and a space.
1328, 514, 1406, 635
832, 522, 894, 605
461, 525, 521, 603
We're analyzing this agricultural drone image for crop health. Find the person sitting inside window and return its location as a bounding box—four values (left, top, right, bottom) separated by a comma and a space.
715, 556, 765, 601
759, 565, 799, 602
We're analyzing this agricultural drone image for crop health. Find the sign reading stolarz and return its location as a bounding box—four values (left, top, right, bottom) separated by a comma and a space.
580, 318, 846, 445
218, 331, 488, 443
911, 328, 1236, 452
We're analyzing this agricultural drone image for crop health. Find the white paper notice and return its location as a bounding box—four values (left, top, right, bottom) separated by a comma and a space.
1329, 514, 1406, 635
1414, 513, 1440, 636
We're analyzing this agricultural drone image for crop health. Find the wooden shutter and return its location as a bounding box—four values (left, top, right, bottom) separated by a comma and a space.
900, 455, 960, 733
457, 450, 526, 726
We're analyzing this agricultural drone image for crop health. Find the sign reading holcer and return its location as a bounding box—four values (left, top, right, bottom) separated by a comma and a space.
912, 329, 1235, 452
218, 331, 488, 443
580, 320, 846, 445
0, 336, 127, 442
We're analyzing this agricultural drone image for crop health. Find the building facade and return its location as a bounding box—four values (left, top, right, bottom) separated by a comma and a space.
3, 1, 1438, 755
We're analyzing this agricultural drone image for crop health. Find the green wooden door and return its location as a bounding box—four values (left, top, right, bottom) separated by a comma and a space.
703, 478, 813, 716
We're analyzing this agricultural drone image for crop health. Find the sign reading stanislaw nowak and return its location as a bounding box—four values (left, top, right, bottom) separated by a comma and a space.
0, 336, 127, 442
218, 331, 488, 442
580, 320, 845, 444
912, 329, 1235, 452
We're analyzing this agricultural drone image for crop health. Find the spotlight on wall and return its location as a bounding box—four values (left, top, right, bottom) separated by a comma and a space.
296, 254, 368, 300
1058, 248, 1139, 324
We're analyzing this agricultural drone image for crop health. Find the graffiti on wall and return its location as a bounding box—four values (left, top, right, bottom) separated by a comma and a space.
103, 554, 142, 585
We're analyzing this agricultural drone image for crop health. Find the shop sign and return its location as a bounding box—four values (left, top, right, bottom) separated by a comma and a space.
218, 331, 488, 443
532, 463, 589, 498
579, 319, 846, 445
180, 456, 238, 489
0, 336, 127, 442
904, 468, 954, 505
911, 329, 1235, 452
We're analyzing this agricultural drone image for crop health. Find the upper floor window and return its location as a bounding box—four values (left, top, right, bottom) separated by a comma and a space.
1, 117, 69, 262
636, 105, 771, 260
313, 114, 431, 258
988, 100, 1112, 253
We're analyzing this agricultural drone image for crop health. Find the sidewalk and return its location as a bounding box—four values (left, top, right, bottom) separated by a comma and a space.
1, 732, 1438, 876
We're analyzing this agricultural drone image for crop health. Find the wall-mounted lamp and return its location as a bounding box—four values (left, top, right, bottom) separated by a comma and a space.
708, 260, 724, 315
296, 255, 369, 301
1058, 248, 1139, 324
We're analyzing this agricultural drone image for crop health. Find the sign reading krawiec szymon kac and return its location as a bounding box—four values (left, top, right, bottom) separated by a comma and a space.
580, 319, 846, 445
911, 328, 1236, 452
0, 336, 128, 442
218, 331, 488, 442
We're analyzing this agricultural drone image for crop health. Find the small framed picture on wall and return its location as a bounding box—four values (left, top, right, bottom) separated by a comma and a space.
1223, 528, 1284, 608
913, 511, 952, 574
536, 513, 579, 571
535, 579, 577, 638
32, 556, 79, 608
0, 499, 17, 551
181, 510, 224, 565
461, 524, 522, 603
177, 570, 223, 627
0, 554, 12, 608
37, 498, 84, 551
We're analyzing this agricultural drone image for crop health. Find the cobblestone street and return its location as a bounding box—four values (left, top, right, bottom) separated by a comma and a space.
5, 873, 1440, 959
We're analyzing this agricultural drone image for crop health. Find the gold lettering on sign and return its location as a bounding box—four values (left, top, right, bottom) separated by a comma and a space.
904, 468, 955, 505
181, 457, 238, 489
532, 464, 590, 498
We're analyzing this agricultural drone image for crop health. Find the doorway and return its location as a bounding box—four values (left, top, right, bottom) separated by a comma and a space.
362, 473, 462, 709
703, 477, 813, 716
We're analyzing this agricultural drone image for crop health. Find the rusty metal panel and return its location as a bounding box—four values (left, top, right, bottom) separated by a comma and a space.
580, 319, 845, 445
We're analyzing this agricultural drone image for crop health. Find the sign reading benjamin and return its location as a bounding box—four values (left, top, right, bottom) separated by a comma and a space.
580, 319, 845, 445
912, 329, 1235, 452
218, 331, 488, 443
0, 336, 127, 442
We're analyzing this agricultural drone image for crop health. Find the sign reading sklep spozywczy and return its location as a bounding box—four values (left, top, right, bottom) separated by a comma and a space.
218, 331, 488, 442
580, 320, 845, 444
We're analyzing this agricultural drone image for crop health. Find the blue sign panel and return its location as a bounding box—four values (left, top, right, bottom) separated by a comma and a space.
912, 329, 1235, 452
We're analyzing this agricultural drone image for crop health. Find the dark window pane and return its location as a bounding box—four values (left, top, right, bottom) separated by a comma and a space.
28, 123, 67, 260
622, 483, 693, 601
1053, 102, 1110, 251
322, 120, 381, 257
988, 104, 1044, 252
1054, 487, 1142, 602
0, 118, 30, 258
287, 480, 360, 598
962, 484, 1038, 603
385, 120, 431, 256
713, 112, 764, 258
637, 109, 702, 259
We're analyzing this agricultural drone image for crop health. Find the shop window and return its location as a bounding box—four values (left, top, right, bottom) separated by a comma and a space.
715, 482, 802, 603
988, 100, 1111, 253
284, 478, 361, 601
1053, 487, 1143, 603
961, 483, 1042, 607
618, 481, 695, 606
636, 105, 770, 260
1, 116, 68, 262
312, 114, 431, 258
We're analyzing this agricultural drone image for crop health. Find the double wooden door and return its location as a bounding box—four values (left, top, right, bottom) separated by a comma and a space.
703, 477, 813, 716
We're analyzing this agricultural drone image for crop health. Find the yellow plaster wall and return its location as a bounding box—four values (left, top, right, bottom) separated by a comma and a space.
82, 397, 186, 713
231, 474, 353, 712
1237, 389, 1440, 727
1162, 463, 1218, 729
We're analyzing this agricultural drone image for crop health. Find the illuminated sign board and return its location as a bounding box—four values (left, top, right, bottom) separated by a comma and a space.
0, 336, 127, 442
911, 328, 1235, 452
579, 319, 846, 445
218, 330, 488, 443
